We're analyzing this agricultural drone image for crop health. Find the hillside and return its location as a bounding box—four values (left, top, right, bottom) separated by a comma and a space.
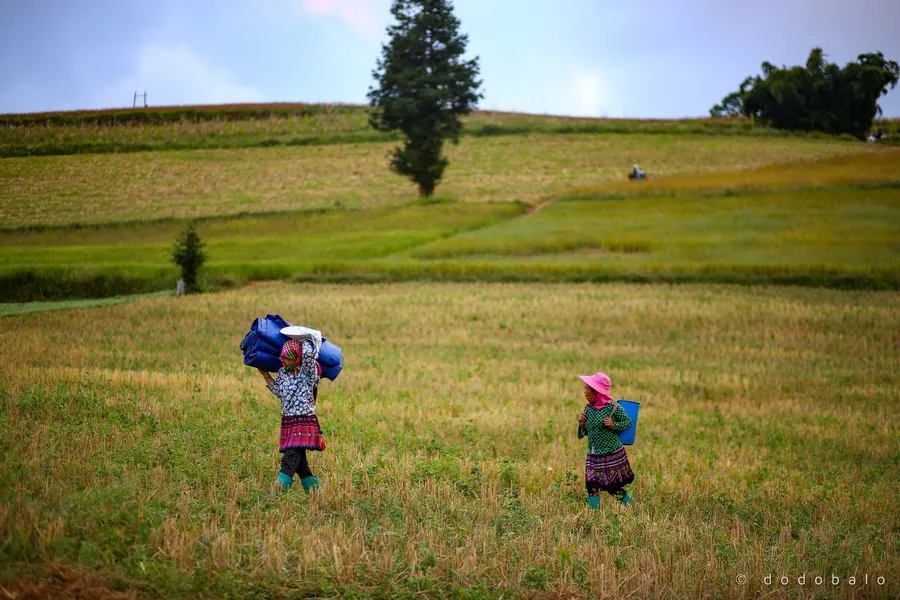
2, 102, 886, 158
1, 103, 899, 301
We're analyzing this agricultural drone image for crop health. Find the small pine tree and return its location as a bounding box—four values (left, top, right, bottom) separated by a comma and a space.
368, 0, 483, 197
172, 221, 206, 293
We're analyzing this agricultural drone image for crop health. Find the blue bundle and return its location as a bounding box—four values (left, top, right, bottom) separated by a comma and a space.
240, 314, 343, 381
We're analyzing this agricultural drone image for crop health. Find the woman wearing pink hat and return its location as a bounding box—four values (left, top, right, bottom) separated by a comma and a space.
576, 372, 635, 509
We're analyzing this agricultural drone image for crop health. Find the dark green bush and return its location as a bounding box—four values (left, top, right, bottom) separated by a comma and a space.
171, 222, 207, 294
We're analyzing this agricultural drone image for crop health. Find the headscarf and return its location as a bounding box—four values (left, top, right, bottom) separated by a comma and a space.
280, 339, 304, 374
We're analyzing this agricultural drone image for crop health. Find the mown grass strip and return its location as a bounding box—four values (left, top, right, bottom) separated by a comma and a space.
409, 186, 900, 267
291, 261, 900, 290
0, 290, 173, 318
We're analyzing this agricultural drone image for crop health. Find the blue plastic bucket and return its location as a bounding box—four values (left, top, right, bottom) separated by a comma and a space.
616, 400, 640, 445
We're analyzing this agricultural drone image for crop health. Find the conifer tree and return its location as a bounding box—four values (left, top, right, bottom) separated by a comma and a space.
368, 0, 483, 197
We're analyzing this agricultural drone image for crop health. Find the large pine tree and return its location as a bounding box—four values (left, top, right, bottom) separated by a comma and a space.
368, 0, 482, 197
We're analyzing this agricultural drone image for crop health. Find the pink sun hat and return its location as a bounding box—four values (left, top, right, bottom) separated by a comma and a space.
579, 372, 615, 404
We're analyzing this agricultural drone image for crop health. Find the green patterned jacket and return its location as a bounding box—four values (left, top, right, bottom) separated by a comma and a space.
578, 403, 632, 456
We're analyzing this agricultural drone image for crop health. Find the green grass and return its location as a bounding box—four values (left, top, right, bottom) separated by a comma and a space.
3, 105, 897, 298
3, 183, 898, 302
3, 102, 899, 598
0, 290, 173, 317
1, 282, 897, 598
0, 202, 523, 301
409, 186, 900, 267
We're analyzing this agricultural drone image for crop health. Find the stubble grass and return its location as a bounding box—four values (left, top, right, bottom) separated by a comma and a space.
0, 134, 878, 228
0, 282, 897, 598
568, 147, 900, 200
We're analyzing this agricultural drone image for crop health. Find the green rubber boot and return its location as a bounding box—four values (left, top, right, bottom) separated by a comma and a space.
277, 472, 293, 494
301, 475, 320, 494
617, 490, 632, 506
587, 495, 600, 510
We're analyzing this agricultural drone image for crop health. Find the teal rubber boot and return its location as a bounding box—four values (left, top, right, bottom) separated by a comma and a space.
277, 472, 294, 494
617, 490, 632, 506
587, 495, 600, 510
301, 475, 320, 494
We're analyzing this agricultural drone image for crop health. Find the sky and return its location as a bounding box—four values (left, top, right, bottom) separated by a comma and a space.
1, 0, 899, 118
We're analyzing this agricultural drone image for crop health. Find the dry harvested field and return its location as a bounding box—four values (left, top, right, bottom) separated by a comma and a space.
0, 133, 882, 228
1, 282, 898, 599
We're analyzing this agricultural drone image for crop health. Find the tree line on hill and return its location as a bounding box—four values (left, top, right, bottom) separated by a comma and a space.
711, 48, 899, 140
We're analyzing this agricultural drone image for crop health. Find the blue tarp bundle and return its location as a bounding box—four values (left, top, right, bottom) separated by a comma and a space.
240, 314, 343, 381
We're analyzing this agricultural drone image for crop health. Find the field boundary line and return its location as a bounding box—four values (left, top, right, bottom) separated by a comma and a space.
560, 179, 900, 203
0, 290, 173, 318
0, 199, 524, 234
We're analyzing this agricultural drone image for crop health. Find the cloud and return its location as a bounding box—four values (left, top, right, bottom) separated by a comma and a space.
299, 0, 389, 42
101, 43, 264, 108
479, 65, 625, 119
563, 70, 622, 118
571, 72, 604, 116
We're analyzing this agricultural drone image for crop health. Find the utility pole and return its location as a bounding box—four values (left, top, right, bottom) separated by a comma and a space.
133, 91, 148, 108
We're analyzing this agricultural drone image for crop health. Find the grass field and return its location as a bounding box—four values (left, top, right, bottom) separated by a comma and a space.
567, 149, 900, 199
3, 146, 899, 301
0, 103, 857, 158
2, 133, 878, 228
4, 183, 899, 302
1, 282, 897, 599
0, 290, 172, 318
0, 202, 525, 301
2, 102, 899, 599
409, 186, 900, 263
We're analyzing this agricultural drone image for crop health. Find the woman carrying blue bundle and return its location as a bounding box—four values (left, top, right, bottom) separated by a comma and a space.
576, 372, 635, 509
258, 337, 326, 494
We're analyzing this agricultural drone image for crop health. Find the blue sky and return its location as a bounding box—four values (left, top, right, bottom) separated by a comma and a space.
2, 0, 899, 118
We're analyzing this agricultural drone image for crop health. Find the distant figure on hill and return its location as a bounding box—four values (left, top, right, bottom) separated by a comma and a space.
628, 164, 647, 180
576, 372, 635, 510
